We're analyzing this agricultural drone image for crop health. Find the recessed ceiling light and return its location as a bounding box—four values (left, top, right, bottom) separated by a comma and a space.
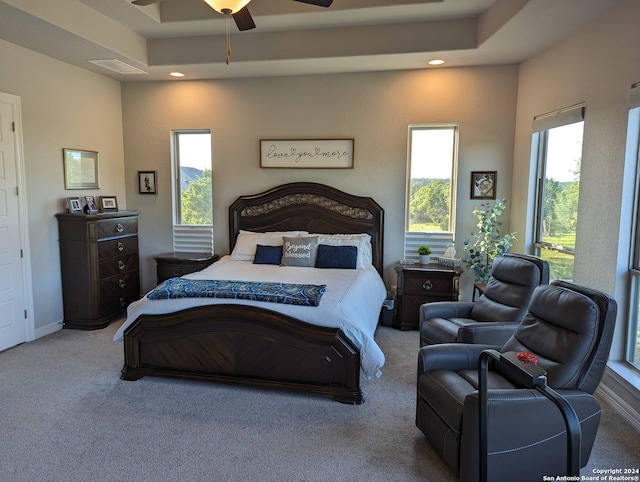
170, 72, 185, 78
428, 59, 445, 66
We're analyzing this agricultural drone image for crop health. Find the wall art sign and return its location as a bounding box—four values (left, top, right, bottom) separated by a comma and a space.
63, 148, 99, 190
260, 139, 354, 169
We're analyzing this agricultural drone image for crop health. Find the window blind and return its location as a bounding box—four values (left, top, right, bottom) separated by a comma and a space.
532, 103, 585, 133
629, 82, 640, 109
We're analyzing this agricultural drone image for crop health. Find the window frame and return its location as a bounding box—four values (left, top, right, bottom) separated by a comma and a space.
403, 124, 458, 262
531, 106, 585, 281
171, 129, 213, 226
405, 124, 459, 233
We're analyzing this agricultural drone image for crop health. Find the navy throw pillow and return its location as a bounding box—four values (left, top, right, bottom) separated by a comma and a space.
315, 244, 357, 269
253, 244, 283, 265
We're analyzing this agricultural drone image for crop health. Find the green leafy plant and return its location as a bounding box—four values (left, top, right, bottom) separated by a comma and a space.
417, 245, 432, 255
462, 198, 519, 283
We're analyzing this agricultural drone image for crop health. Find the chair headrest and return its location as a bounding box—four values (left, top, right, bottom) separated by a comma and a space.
501, 281, 616, 392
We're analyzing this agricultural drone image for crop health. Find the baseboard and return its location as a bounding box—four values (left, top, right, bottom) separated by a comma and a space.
596, 367, 640, 433
34, 319, 63, 339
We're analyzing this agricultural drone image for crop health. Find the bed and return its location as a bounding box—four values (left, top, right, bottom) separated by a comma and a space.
116, 182, 386, 404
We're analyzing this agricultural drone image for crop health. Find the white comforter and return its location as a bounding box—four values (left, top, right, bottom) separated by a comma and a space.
113, 256, 387, 378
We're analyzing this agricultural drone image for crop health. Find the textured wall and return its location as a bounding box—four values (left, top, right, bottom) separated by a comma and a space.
0, 39, 125, 332
121, 65, 519, 294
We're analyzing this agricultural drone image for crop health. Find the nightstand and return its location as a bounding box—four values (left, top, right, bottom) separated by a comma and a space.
154, 252, 220, 284
393, 263, 462, 330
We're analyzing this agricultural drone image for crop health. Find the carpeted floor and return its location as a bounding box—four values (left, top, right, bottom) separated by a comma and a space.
0, 320, 638, 481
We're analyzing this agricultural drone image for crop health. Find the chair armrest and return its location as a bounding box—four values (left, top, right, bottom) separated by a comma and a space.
417, 343, 501, 377
456, 322, 520, 345
419, 301, 475, 322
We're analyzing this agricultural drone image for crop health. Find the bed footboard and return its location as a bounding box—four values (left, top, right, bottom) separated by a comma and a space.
120, 304, 363, 404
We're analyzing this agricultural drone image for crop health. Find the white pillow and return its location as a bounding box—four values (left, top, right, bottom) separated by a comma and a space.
314, 233, 373, 269
230, 231, 308, 261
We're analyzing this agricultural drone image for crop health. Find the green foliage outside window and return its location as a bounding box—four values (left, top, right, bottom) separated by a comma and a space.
409, 179, 450, 231
181, 169, 212, 225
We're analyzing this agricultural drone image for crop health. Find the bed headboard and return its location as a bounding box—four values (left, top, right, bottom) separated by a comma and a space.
229, 182, 384, 275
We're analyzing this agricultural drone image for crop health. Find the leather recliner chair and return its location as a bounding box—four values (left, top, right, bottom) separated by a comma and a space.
415, 280, 617, 482
420, 253, 549, 347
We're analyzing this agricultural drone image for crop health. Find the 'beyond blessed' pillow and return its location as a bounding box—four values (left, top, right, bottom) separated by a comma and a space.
281, 236, 318, 267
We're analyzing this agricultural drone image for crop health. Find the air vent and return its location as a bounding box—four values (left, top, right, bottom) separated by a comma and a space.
87, 59, 148, 75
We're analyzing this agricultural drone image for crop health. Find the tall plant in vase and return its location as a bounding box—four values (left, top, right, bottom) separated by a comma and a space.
462, 198, 519, 283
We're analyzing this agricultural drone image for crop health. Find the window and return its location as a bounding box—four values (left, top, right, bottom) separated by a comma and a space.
405, 125, 458, 260
171, 130, 213, 253
531, 105, 584, 281
626, 84, 640, 370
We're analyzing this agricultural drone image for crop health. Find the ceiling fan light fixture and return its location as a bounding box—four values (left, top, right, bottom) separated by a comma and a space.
203, 0, 251, 14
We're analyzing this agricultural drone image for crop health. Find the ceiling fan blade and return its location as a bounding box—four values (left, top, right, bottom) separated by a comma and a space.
293, 0, 333, 7
233, 6, 256, 31
132, 0, 164, 6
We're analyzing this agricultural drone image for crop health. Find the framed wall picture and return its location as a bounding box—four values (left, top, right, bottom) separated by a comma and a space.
470, 171, 497, 200
139, 171, 157, 194
66, 197, 82, 213
84, 195, 99, 214
63, 148, 99, 190
100, 196, 118, 211
260, 139, 354, 168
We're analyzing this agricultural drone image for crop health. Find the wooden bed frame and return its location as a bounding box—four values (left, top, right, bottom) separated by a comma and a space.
120, 182, 384, 404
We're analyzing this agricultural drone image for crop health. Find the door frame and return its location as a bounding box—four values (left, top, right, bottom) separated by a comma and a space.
1, 92, 35, 343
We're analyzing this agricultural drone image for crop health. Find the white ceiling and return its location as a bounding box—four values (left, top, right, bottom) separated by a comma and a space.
0, 0, 622, 82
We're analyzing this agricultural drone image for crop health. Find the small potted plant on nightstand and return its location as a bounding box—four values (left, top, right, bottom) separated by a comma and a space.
417, 245, 432, 265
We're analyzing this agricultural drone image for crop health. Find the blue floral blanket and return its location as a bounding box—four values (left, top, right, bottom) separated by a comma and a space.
147, 278, 326, 307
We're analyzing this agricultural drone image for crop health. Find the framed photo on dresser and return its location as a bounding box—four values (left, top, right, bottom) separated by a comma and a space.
84, 196, 99, 214
100, 196, 118, 212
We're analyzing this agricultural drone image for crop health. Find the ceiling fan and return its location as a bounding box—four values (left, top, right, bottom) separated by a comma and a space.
131, 0, 334, 32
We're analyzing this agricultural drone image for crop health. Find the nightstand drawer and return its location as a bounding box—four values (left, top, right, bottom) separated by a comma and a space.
403, 275, 454, 295
393, 263, 462, 330
154, 252, 219, 284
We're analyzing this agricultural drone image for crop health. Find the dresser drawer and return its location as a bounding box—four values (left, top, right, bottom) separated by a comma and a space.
98, 236, 138, 260
96, 217, 138, 240
99, 254, 139, 279
100, 271, 139, 302
100, 272, 139, 317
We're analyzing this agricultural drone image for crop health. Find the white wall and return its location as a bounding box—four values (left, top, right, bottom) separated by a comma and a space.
511, 0, 640, 416
121, 65, 519, 295
0, 39, 126, 332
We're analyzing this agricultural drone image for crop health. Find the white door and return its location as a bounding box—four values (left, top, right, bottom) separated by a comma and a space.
0, 96, 28, 351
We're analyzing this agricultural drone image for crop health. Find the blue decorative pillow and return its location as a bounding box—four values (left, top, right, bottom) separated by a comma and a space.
253, 244, 283, 265
315, 244, 357, 269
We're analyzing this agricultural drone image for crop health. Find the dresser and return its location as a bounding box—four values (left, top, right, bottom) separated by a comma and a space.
56, 210, 140, 330
154, 252, 219, 284
393, 263, 462, 330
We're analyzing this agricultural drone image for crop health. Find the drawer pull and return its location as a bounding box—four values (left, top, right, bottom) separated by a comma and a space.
422, 280, 433, 291
174, 269, 184, 277
118, 279, 126, 289
117, 241, 124, 252
118, 260, 126, 271
115, 223, 124, 233
119, 297, 127, 307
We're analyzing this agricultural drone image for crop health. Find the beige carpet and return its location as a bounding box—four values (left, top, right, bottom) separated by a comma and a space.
0, 319, 637, 481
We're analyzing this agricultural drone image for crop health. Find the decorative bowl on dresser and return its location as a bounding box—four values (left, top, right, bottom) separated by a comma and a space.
154, 252, 220, 285
393, 262, 462, 330
55, 210, 140, 330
